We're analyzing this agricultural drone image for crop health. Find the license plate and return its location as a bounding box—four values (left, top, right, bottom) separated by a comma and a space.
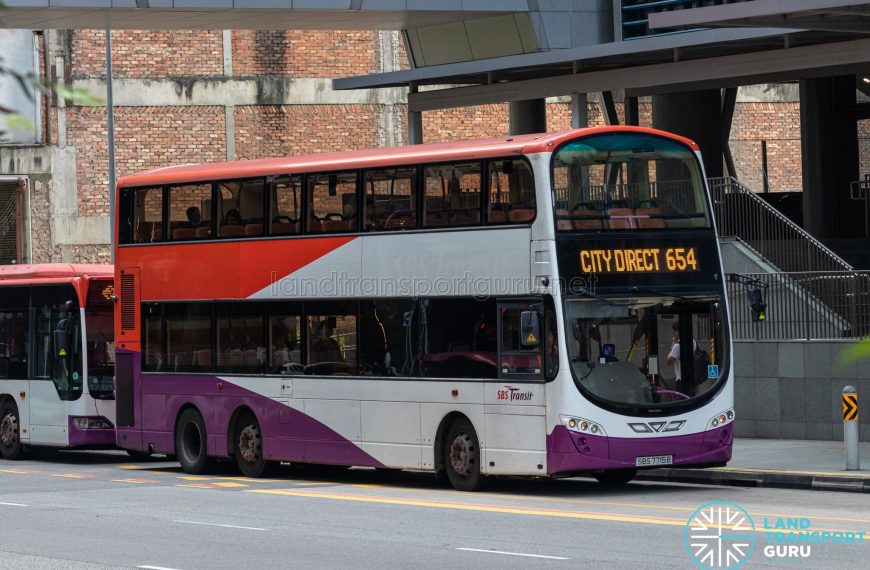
635, 455, 673, 467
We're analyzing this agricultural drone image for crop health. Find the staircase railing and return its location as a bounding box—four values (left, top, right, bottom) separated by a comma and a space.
708, 176, 853, 273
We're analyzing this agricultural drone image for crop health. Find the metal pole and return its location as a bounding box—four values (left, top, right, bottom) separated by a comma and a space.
843, 386, 860, 470
106, 29, 117, 263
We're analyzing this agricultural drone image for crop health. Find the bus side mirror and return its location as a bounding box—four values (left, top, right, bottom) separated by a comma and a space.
520, 311, 540, 347
748, 288, 767, 322
54, 319, 71, 359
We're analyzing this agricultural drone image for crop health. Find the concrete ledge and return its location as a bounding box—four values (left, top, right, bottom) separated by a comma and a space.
635, 467, 870, 493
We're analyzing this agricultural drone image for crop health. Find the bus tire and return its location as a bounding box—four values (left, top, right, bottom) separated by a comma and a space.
175, 408, 212, 474
0, 401, 23, 460
233, 412, 272, 478
594, 469, 638, 485
443, 417, 485, 492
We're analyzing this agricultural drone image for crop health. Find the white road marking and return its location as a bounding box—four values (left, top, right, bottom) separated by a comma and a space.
138, 566, 183, 570
173, 520, 268, 531
456, 548, 569, 560
0, 502, 28, 507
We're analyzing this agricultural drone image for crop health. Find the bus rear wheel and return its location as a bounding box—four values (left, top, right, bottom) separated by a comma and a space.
175, 408, 212, 474
443, 418, 485, 492
234, 413, 272, 478
594, 469, 638, 485
0, 402, 23, 460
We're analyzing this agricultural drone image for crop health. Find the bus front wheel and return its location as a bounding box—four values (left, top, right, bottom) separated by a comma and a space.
233, 412, 272, 478
175, 408, 212, 474
443, 418, 485, 492
0, 401, 23, 460
594, 469, 638, 485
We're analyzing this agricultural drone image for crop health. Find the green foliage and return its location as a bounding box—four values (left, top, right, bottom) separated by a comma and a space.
838, 339, 870, 366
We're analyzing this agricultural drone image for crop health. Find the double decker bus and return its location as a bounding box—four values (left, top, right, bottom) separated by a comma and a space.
0, 264, 116, 460
113, 126, 732, 490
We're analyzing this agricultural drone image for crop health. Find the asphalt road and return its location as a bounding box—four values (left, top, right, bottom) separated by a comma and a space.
1, 450, 868, 569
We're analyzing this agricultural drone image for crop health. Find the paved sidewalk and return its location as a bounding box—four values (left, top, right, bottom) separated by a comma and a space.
638, 438, 870, 493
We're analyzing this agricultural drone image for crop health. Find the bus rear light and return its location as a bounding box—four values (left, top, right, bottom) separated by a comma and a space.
73, 417, 112, 430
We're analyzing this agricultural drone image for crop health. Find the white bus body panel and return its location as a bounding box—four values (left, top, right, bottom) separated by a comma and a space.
227, 376, 547, 476
0, 380, 31, 444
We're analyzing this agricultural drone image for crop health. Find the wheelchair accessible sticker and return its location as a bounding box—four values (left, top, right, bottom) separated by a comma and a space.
707, 365, 719, 380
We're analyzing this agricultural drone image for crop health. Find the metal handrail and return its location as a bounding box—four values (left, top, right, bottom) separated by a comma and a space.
728, 271, 870, 340
708, 176, 853, 273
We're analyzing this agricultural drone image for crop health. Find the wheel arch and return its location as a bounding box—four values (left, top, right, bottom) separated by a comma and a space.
173, 403, 203, 454
433, 411, 473, 471
226, 404, 257, 457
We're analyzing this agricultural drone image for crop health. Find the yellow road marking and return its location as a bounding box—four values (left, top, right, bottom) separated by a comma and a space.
113, 478, 160, 484
246, 488, 867, 534
709, 467, 870, 478
247, 488, 686, 527
212, 482, 248, 488
176, 483, 217, 489
349, 483, 870, 526
178, 476, 211, 481
116, 465, 144, 470
51, 474, 96, 479
0, 468, 39, 474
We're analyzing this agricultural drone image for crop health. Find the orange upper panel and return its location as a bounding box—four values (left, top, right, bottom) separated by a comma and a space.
0, 264, 113, 306
116, 126, 700, 189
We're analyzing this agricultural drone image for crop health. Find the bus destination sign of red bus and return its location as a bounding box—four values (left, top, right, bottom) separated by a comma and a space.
579, 247, 699, 274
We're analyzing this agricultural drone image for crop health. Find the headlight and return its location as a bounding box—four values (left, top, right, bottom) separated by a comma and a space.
708, 409, 735, 429
561, 415, 606, 437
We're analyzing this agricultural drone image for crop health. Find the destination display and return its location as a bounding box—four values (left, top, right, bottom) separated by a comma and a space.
556, 235, 720, 292
579, 247, 699, 274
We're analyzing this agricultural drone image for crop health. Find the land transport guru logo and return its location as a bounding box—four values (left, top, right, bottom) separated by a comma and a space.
684, 501, 866, 569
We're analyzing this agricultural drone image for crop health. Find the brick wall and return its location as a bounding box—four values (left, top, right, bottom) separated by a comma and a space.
24, 27, 815, 267
232, 30, 378, 77
234, 105, 378, 159
731, 102, 802, 193
71, 30, 224, 78
69, 106, 227, 216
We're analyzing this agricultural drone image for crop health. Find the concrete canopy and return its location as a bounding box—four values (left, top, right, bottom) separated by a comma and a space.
0, 1, 515, 30
649, 0, 870, 35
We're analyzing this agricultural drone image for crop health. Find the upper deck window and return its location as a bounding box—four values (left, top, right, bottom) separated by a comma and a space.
364, 167, 417, 231
270, 176, 302, 236
488, 159, 535, 225
308, 172, 358, 234
424, 162, 482, 228
129, 187, 164, 244
553, 133, 710, 232
168, 183, 213, 241
218, 179, 265, 239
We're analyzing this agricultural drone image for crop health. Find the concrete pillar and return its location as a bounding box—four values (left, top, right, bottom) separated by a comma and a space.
509, 98, 546, 135
625, 96, 639, 126
800, 76, 860, 238
408, 84, 423, 145
652, 90, 723, 178
571, 93, 588, 129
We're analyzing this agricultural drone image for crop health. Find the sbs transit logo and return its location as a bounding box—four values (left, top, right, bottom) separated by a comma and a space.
685, 501, 756, 569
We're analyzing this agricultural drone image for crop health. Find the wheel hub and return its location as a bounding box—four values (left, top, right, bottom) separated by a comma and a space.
0, 414, 17, 447
238, 424, 260, 464
449, 433, 474, 475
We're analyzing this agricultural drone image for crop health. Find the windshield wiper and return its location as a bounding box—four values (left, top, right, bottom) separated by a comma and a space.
574, 289, 630, 307
629, 286, 696, 302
